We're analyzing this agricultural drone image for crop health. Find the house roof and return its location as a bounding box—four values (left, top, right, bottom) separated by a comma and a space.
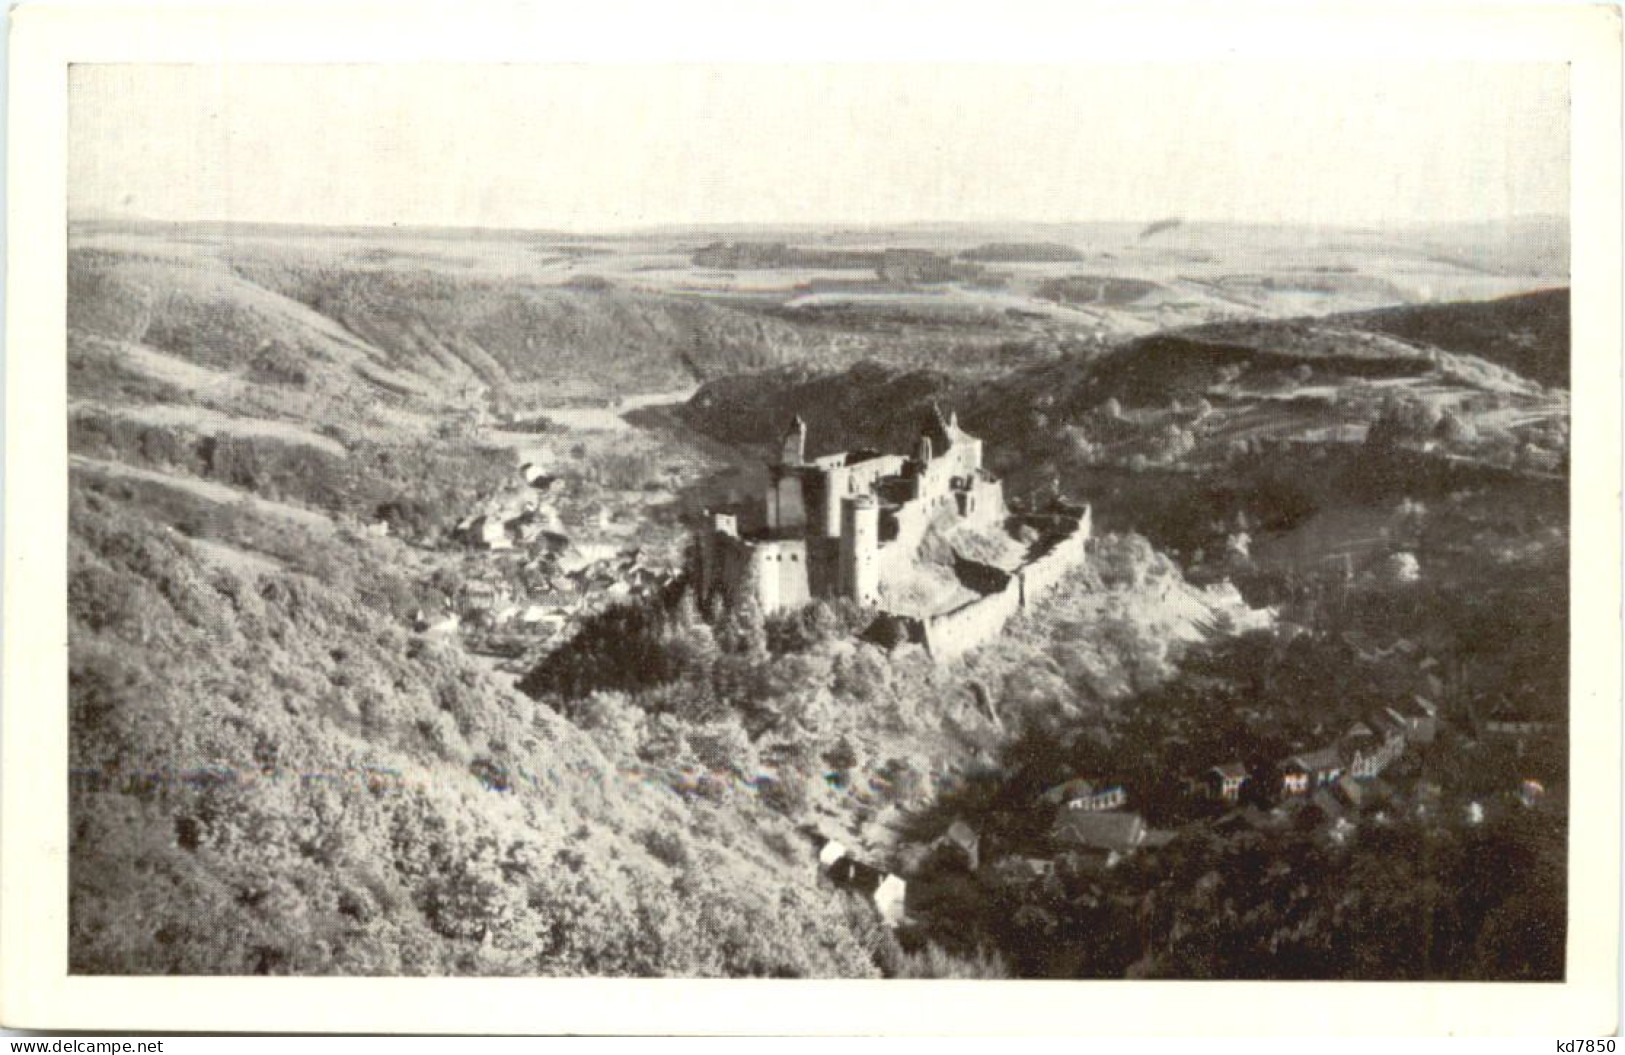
992, 856, 1054, 879
829, 856, 888, 895
1210, 762, 1248, 781
1040, 778, 1097, 804
1294, 746, 1342, 773
943, 819, 980, 851
1051, 811, 1145, 852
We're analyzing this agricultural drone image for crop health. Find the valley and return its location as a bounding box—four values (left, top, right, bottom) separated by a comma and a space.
65, 217, 1569, 980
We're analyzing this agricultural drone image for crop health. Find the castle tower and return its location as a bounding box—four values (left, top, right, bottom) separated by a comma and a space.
747, 544, 782, 614
699, 511, 740, 603
766, 471, 807, 533
780, 415, 808, 466
839, 494, 880, 605
914, 433, 933, 465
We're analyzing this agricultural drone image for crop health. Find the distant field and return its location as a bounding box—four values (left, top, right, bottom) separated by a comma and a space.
69, 217, 1567, 413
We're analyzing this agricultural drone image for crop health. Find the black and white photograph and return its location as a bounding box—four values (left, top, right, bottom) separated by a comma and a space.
3, 0, 1621, 1037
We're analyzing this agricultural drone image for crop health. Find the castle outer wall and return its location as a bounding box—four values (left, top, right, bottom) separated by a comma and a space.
917, 506, 1091, 659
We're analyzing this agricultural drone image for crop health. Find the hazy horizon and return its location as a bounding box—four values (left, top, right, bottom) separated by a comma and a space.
70, 64, 1569, 233
68, 211, 1570, 238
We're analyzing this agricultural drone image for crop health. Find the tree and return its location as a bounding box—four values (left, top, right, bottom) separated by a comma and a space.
1368, 395, 1443, 448
1435, 409, 1478, 445
1383, 552, 1421, 585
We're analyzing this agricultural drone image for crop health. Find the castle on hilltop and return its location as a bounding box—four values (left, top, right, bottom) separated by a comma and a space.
697, 406, 1092, 659
697, 405, 1006, 613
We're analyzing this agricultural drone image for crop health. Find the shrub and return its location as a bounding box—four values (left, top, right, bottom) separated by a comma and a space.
246, 342, 311, 386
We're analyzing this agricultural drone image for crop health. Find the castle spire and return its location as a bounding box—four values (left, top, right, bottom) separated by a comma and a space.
780, 414, 807, 466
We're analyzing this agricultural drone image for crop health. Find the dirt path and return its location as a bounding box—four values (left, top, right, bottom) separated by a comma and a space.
70, 454, 338, 532
71, 400, 349, 457
73, 334, 245, 400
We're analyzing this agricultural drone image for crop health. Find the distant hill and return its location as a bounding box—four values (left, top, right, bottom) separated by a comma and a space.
66, 246, 847, 418
1326, 288, 1569, 388
687, 289, 1567, 451
682, 289, 1568, 549
959, 242, 1084, 263
691, 241, 878, 270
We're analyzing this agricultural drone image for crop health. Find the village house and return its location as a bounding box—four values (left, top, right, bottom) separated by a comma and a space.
1279, 759, 1312, 797
1344, 739, 1382, 782
932, 819, 981, 872
989, 856, 1055, 885
817, 839, 849, 869
1206, 762, 1250, 803
458, 580, 517, 620
1401, 696, 1440, 744
814, 836, 908, 928
1481, 702, 1557, 741
827, 856, 908, 928
1040, 778, 1128, 813
412, 607, 460, 634
1346, 711, 1407, 779
1051, 810, 1146, 867
1334, 773, 1367, 809
1288, 746, 1344, 790
1281, 701, 1421, 803
519, 461, 556, 488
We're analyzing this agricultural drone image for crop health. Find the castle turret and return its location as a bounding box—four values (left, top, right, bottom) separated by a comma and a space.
839, 495, 880, 605
780, 415, 808, 466
914, 433, 933, 465
747, 543, 782, 614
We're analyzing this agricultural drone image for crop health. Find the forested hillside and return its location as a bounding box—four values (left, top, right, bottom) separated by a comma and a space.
68, 480, 887, 976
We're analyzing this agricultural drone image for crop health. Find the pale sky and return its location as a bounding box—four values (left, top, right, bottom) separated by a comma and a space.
68, 63, 1569, 231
